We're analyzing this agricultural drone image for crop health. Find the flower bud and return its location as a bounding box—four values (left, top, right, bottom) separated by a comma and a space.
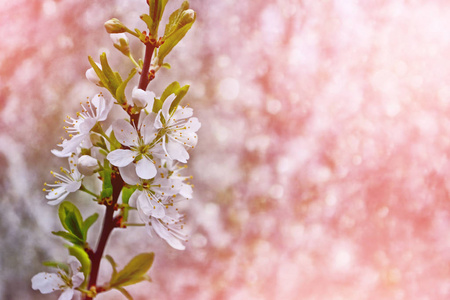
179, 9, 196, 27
104, 18, 127, 33
110, 33, 130, 56
85, 62, 102, 86
132, 87, 155, 109
77, 155, 98, 176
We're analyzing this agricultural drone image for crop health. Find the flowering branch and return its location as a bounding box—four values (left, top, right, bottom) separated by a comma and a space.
32, 1, 198, 299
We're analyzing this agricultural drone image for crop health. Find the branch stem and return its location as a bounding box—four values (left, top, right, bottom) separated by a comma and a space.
83, 172, 124, 300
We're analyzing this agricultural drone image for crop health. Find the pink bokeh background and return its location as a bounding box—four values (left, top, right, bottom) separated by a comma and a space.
2, 0, 450, 299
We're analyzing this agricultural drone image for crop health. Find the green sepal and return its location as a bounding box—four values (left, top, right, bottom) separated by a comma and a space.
42, 261, 69, 274
67, 245, 91, 288
58, 202, 84, 240
158, 8, 195, 64
52, 231, 86, 247
81, 213, 99, 240
116, 68, 137, 105
109, 252, 154, 288
115, 287, 133, 300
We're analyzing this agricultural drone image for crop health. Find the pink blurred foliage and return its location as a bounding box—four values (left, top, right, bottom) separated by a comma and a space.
2, 0, 450, 299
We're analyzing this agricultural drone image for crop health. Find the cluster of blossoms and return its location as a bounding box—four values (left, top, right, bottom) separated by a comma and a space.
33, 2, 198, 298
44, 82, 200, 249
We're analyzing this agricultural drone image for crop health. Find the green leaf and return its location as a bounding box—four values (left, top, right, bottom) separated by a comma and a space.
169, 84, 190, 115
161, 62, 171, 69
100, 53, 121, 93
158, 10, 195, 64
116, 68, 137, 105
110, 252, 154, 287
105, 254, 118, 281
148, 0, 169, 36
81, 213, 99, 240
65, 211, 84, 239
140, 14, 153, 30
58, 202, 84, 239
67, 245, 91, 288
115, 287, 134, 300
152, 98, 163, 114
42, 261, 69, 274
164, 1, 190, 37
52, 231, 85, 246
88, 56, 109, 87
161, 81, 180, 102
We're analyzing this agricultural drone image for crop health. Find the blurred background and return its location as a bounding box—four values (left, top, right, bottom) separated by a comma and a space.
2, 0, 450, 299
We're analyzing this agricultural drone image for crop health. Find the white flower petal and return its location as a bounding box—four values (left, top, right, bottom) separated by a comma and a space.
71, 272, 84, 288
92, 94, 113, 121
31, 272, 64, 294
107, 149, 136, 167
136, 158, 157, 179
141, 113, 159, 144
65, 181, 82, 193
172, 107, 193, 121
152, 218, 185, 250
180, 183, 193, 199
79, 118, 96, 134
86, 67, 101, 86
52, 135, 85, 157
58, 288, 74, 300
129, 190, 141, 207
132, 87, 155, 108
161, 94, 176, 122
137, 194, 165, 219
113, 119, 139, 147
119, 164, 140, 185
185, 117, 201, 132
166, 140, 189, 163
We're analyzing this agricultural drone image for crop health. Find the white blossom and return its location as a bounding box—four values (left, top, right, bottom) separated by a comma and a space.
52, 94, 113, 157
31, 258, 84, 300
155, 94, 201, 163
136, 195, 188, 250
107, 113, 159, 180
44, 155, 83, 205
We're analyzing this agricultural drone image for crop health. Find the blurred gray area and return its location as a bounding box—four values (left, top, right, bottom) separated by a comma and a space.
3, 0, 450, 299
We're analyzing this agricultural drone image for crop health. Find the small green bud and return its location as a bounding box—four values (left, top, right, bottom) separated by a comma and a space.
179, 9, 196, 27
104, 18, 127, 33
